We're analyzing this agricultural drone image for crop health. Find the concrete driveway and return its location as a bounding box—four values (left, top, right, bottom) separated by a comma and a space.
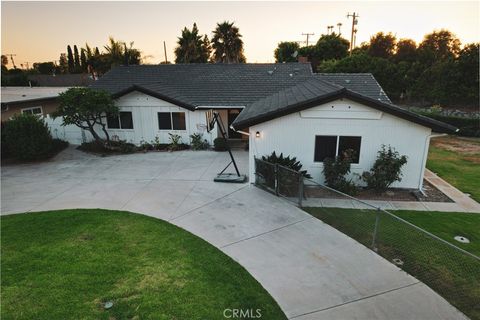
1, 147, 466, 319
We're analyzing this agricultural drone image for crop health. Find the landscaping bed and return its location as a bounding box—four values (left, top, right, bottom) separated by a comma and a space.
1, 209, 286, 320
77, 140, 190, 156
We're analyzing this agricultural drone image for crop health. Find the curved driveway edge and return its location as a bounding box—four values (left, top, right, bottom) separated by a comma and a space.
1, 147, 468, 319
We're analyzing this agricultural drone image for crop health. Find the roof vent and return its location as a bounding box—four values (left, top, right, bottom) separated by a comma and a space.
344, 79, 351, 83
267, 70, 274, 75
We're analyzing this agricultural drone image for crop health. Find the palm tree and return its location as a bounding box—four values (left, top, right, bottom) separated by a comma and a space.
104, 36, 124, 65
174, 23, 211, 63
211, 21, 246, 63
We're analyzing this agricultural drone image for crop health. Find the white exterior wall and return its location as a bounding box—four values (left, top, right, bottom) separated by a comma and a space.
249, 98, 432, 189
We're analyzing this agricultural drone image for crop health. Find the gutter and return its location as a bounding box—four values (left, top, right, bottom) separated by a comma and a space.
418, 132, 447, 193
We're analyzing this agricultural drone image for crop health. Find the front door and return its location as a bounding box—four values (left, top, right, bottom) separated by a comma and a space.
227, 109, 242, 139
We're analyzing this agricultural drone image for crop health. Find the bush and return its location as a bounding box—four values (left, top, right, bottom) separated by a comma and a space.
190, 133, 209, 150
1, 114, 54, 160
261, 151, 311, 178
322, 149, 357, 195
168, 133, 183, 151
213, 137, 227, 151
416, 112, 480, 137
362, 145, 408, 192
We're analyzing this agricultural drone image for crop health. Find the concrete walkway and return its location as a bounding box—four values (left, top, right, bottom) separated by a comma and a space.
1, 147, 467, 319
303, 169, 480, 213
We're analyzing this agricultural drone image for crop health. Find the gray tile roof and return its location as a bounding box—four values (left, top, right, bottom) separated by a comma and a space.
28, 74, 94, 87
315, 73, 391, 103
91, 63, 314, 107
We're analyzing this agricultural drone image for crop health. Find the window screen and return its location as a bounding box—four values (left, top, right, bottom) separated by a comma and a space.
314, 136, 337, 162
172, 112, 186, 130
119, 112, 133, 129
107, 114, 120, 129
339, 136, 361, 163
158, 112, 172, 130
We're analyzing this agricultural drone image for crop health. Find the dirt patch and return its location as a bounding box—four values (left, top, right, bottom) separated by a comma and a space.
431, 136, 480, 155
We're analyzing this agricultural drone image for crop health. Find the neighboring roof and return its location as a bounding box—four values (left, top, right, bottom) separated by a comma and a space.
28, 74, 94, 87
232, 78, 458, 134
1, 87, 70, 105
90, 63, 314, 107
315, 73, 392, 103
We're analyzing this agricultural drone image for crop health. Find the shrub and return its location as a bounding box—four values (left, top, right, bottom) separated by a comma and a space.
213, 137, 227, 151
2, 114, 53, 160
322, 149, 357, 195
190, 133, 209, 150
362, 145, 408, 192
168, 133, 182, 151
150, 136, 169, 151
261, 151, 311, 178
138, 139, 154, 152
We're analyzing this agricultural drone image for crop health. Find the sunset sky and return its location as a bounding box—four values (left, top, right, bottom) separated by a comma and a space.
1, 1, 479, 67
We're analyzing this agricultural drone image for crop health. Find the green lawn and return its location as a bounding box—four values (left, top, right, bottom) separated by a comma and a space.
427, 139, 480, 202
1, 209, 286, 320
303, 207, 480, 320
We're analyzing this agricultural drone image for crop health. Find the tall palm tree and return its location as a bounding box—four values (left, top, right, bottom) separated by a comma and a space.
174, 23, 211, 63
211, 21, 246, 63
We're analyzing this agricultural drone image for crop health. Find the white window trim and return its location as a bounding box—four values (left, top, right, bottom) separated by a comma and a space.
313, 135, 362, 165
157, 111, 187, 131
21, 106, 43, 115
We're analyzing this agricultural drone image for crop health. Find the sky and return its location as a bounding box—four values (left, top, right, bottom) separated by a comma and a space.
1, 1, 479, 67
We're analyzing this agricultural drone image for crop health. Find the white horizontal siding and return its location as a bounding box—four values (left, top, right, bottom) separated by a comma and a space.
249, 98, 431, 189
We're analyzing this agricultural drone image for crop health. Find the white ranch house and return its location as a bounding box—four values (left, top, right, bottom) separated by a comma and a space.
42, 64, 457, 190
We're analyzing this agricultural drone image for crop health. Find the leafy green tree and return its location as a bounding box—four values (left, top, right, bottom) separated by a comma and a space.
58, 53, 68, 74
212, 21, 246, 63
418, 30, 461, 64
174, 23, 210, 63
104, 36, 124, 66
368, 32, 396, 59
67, 45, 74, 73
315, 33, 350, 60
73, 45, 81, 72
394, 39, 417, 63
274, 42, 300, 63
80, 49, 87, 71
55, 88, 118, 143
33, 62, 56, 74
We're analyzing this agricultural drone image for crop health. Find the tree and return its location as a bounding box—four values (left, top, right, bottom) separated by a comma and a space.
1, 55, 8, 73
58, 53, 68, 74
73, 45, 81, 72
418, 30, 461, 64
67, 45, 74, 73
211, 21, 246, 63
55, 88, 118, 143
33, 62, 56, 74
174, 23, 210, 63
368, 32, 396, 59
394, 39, 417, 63
315, 33, 350, 60
274, 42, 300, 63
123, 42, 142, 65
104, 36, 124, 66
80, 49, 87, 71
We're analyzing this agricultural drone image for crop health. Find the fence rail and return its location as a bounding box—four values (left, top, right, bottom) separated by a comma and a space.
254, 157, 480, 319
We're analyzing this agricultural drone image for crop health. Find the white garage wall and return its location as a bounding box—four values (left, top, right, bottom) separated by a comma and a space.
249, 98, 432, 189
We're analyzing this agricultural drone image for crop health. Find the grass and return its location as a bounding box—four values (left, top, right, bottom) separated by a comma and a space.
1, 209, 286, 320
427, 136, 480, 202
303, 207, 480, 320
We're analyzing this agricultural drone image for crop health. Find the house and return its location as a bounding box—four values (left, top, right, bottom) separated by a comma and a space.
1, 87, 70, 120
89, 63, 456, 190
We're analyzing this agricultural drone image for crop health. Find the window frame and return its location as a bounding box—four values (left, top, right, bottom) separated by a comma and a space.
21, 106, 43, 116
106, 111, 134, 130
314, 135, 362, 164
157, 111, 186, 131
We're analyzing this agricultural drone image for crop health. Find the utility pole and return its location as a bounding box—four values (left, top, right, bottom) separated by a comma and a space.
301, 32, 314, 46
347, 12, 359, 55
337, 22, 342, 35
163, 41, 168, 64
5, 53, 17, 68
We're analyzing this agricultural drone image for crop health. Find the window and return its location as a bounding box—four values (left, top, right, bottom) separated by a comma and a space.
107, 111, 133, 129
158, 112, 186, 130
314, 135, 361, 163
21, 106, 42, 115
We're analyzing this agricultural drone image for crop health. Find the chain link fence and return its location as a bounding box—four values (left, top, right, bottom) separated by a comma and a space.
254, 157, 480, 319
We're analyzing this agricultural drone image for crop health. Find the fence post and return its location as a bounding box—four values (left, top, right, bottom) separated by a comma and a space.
274, 163, 279, 196
298, 174, 304, 207
371, 208, 381, 251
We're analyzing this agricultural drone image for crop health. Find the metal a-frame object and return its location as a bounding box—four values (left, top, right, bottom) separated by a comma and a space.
207, 111, 247, 183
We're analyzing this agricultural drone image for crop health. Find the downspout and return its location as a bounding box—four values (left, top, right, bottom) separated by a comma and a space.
418, 132, 449, 194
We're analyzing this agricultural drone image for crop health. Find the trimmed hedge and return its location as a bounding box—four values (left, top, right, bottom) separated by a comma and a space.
417, 112, 480, 137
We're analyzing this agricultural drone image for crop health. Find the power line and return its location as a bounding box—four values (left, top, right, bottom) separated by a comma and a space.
347, 12, 359, 55
301, 32, 315, 46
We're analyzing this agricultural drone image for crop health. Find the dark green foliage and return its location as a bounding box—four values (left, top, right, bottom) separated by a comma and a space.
213, 137, 227, 151
2, 114, 53, 160
368, 32, 396, 59
315, 33, 350, 60
261, 151, 311, 178
362, 145, 408, 192
190, 133, 209, 150
33, 62, 56, 74
274, 41, 300, 63
174, 23, 211, 63
415, 112, 480, 137
212, 21, 246, 63
322, 149, 357, 195
167, 133, 189, 151
67, 45, 74, 73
